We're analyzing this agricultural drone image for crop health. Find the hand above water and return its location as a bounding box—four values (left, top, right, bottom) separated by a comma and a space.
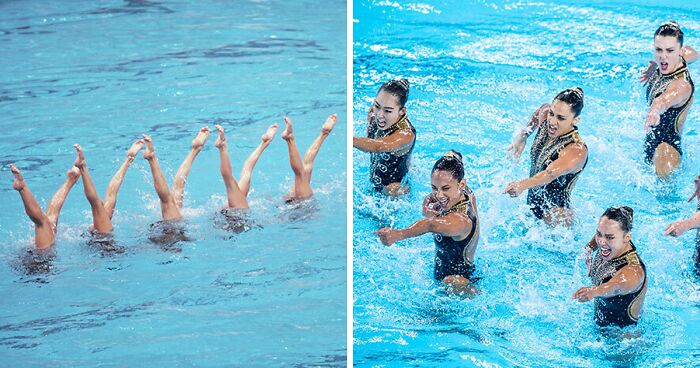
572, 286, 598, 302
374, 228, 401, 246
639, 61, 657, 86
507, 136, 526, 160
503, 181, 525, 197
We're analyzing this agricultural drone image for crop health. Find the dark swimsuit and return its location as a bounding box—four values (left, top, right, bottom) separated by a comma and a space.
590, 242, 647, 328
644, 58, 694, 163
368, 114, 416, 191
433, 189, 479, 282
526, 126, 587, 219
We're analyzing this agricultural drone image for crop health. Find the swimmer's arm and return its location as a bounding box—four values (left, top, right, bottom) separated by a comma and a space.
515, 143, 587, 190
406, 215, 469, 239
508, 104, 549, 159
592, 265, 645, 299
380, 214, 469, 245
573, 265, 644, 302
353, 130, 414, 153
682, 46, 698, 64
664, 210, 700, 237
648, 79, 693, 119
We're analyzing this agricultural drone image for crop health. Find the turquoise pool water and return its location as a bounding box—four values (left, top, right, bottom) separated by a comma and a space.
353, 1, 700, 366
0, 1, 346, 366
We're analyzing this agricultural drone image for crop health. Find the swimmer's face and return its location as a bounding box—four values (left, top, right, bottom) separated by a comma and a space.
595, 216, 631, 261
546, 99, 580, 138
371, 90, 406, 130
654, 35, 683, 75
431, 170, 465, 211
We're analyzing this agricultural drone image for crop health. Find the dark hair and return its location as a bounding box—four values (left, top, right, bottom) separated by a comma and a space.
432, 150, 464, 181
655, 21, 684, 46
602, 206, 634, 233
379, 78, 410, 108
553, 87, 584, 117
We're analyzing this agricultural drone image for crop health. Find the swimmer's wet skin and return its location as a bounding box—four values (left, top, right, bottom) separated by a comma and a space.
281, 114, 337, 202
73, 140, 144, 234
214, 123, 278, 210
10, 163, 80, 249
142, 126, 210, 222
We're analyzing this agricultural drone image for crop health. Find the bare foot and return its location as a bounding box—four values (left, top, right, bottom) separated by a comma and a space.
66, 166, 80, 182
192, 126, 210, 150
10, 164, 25, 191
214, 125, 227, 149
281, 117, 294, 141
142, 134, 155, 160
127, 139, 145, 160
262, 124, 279, 143
322, 114, 337, 135
73, 144, 85, 168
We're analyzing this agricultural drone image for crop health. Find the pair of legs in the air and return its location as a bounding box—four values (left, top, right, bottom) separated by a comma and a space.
11, 164, 80, 249
215, 114, 337, 207
142, 127, 211, 221
281, 114, 337, 201
11, 140, 146, 248
73, 140, 145, 233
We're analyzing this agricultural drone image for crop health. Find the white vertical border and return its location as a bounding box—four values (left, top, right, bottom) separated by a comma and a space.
346, 0, 353, 365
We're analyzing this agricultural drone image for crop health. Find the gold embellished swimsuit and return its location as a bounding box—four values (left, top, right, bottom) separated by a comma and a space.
644, 58, 694, 162
368, 114, 416, 190
589, 242, 647, 328
433, 189, 479, 281
526, 126, 587, 219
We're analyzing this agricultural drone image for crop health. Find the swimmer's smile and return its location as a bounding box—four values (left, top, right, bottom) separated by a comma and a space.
436, 195, 450, 210
599, 246, 612, 259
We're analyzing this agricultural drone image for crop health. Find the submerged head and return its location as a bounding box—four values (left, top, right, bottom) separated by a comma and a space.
595, 206, 634, 261
431, 150, 466, 211
654, 21, 684, 74
371, 79, 409, 130
546, 87, 584, 138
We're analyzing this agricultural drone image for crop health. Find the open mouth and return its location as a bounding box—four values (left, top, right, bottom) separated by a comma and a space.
436, 197, 449, 209
547, 122, 557, 136
376, 120, 387, 129
600, 247, 612, 258
660, 61, 669, 72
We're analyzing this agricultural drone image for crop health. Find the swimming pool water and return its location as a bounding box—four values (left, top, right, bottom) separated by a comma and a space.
0, 1, 346, 366
353, 1, 700, 366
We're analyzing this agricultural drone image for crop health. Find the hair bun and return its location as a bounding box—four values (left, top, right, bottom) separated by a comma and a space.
664, 20, 681, 29
444, 149, 463, 163
398, 78, 410, 91
570, 87, 584, 100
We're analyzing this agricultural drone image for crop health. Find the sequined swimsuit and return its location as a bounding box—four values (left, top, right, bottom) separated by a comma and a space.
367, 115, 416, 191
589, 242, 647, 328
433, 190, 479, 281
526, 126, 587, 219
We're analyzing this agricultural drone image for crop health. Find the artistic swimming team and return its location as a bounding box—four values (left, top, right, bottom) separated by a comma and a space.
355, 21, 700, 330
10, 115, 337, 249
